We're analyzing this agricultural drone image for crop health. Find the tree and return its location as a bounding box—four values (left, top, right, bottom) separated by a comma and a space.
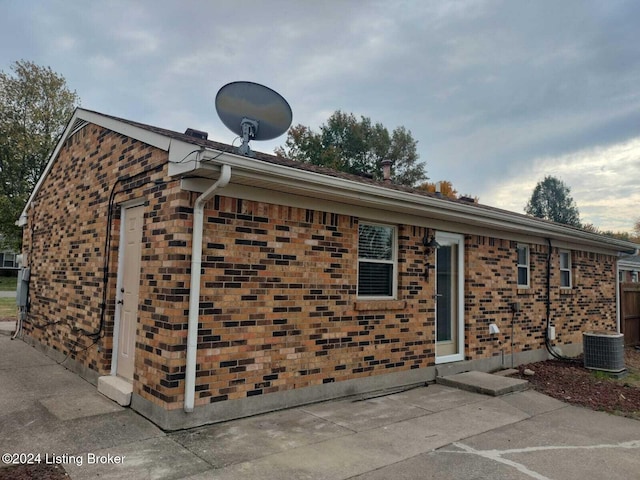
0, 60, 79, 249
275, 110, 427, 186
524, 176, 581, 227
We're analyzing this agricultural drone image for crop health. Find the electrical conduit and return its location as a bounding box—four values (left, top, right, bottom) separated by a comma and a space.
545, 237, 574, 361
184, 164, 231, 413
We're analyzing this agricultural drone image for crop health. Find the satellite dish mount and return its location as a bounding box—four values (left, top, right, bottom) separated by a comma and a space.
215, 81, 293, 157
239, 117, 259, 156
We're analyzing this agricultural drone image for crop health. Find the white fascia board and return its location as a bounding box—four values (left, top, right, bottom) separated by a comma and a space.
167, 141, 208, 176
18, 110, 80, 224
18, 108, 172, 225
181, 180, 557, 248
618, 257, 640, 269
179, 149, 638, 255
75, 109, 172, 150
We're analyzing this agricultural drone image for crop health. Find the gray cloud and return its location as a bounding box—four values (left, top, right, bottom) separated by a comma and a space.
2, 0, 639, 231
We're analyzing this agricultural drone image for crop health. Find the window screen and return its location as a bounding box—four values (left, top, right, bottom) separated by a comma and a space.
517, 244, 529, 288
559, 250, 571, 288
358, 223, 395, 297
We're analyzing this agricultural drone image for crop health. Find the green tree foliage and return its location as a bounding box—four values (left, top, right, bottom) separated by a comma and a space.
525, 176, 581, 227
0, 60, 79, 249
275, 110, 427, 186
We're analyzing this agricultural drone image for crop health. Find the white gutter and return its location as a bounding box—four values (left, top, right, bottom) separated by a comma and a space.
186, 152, 639, 255
184, 164, 231, 413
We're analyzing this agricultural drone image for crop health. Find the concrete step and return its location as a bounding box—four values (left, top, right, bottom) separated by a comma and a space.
98, 375, 133, 406
436, 371, 528, 397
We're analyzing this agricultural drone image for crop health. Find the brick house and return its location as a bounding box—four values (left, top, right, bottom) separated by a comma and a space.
0, 249, 19, 274
18, 108, 639, 429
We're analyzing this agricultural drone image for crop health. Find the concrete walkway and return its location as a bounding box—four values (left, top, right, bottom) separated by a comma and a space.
0, 290, 16, 298
1, 334, 639, 479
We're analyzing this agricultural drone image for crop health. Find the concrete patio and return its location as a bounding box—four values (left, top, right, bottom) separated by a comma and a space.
1, 331, 639, 479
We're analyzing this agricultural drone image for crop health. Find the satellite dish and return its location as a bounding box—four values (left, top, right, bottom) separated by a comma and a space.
215, 81, 293, 156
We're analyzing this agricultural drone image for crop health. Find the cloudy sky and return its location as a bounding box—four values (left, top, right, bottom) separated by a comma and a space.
2, 0, 639, 232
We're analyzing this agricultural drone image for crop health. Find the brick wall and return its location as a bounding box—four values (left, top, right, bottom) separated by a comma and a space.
21, 122, 176, 380
465, 236, 617, 362
165, 199, 436, 409
23, 122, 618, 414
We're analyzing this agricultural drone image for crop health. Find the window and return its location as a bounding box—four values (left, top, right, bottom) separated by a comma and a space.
516, 244, 529, 288
559, 250, 571, 288
1, 253, 16, 269
633, 271, 639, 283
358, 222, 396, 297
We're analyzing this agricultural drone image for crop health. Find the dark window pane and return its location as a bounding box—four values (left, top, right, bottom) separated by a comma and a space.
517, 246, 527, 266
436, 309, 451, 341
518, 267, 528, 286
358, 262, 393, 296
561, 270, 570, 287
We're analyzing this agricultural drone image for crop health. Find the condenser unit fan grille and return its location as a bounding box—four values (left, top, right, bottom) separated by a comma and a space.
583, 332, 625, 373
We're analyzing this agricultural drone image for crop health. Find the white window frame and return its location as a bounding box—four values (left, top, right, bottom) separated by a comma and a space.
1, 253, 16, 268
559, 250, 572, 289
517, 244, 530, 288
357, 221, 397, 299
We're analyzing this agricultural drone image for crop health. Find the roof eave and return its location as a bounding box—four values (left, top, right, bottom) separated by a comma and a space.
18, 108, 172, 225
19, 109, 637, 257
174, 148, 639, 255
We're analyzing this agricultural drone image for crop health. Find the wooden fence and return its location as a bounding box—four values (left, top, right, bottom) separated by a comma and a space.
620, 282, 640, 346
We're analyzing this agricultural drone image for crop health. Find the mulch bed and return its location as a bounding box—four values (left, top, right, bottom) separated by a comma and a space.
511, 347, 640, 419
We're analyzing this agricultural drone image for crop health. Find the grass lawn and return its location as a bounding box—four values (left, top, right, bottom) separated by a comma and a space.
0, 297, 17, 319
0, 275, 18, 291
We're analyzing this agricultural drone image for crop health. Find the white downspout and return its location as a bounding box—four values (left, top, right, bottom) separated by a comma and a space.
184, 164, 231, 413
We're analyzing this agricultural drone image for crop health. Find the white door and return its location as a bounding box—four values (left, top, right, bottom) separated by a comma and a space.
116, 204, 144, 381
435, 232, 465, 363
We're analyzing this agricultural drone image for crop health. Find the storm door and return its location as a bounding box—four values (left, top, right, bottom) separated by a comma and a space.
435, 232, 465, 363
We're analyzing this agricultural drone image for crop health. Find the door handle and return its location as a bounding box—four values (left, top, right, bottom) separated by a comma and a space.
117, 299, 124, 305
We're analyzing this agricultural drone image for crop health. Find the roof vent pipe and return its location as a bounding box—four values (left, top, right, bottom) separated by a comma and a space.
381, 159, 393, 183
184, 164, 231, 413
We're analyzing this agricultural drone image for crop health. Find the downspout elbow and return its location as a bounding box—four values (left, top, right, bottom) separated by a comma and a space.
195, 164, 232, 209
185, 164, 231, 413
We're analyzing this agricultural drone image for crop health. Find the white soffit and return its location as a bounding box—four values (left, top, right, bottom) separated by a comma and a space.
178, 154, 637, 255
